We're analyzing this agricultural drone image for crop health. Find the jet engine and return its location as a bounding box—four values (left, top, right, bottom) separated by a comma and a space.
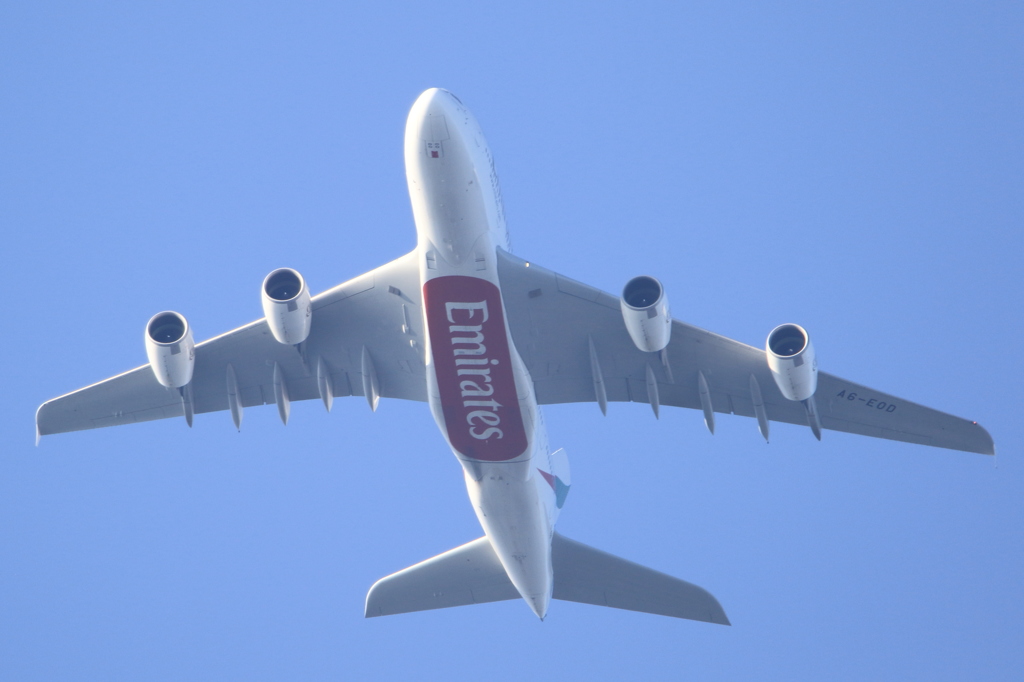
262, 267, 312, 345
145, 311, 195, 388
766, 323, 817, 401
620, 275, 671, 352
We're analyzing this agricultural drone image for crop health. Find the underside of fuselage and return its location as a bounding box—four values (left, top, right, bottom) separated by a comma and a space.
405, 88, 555, 618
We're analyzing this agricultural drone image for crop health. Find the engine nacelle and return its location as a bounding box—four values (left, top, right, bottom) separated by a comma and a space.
766, 323, 817, 401
262, 268, 312, 345
620, 275, 671, 352
145, 311, 195, 388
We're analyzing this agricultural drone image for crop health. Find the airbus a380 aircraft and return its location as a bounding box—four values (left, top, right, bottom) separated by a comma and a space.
37, 89, 994, 624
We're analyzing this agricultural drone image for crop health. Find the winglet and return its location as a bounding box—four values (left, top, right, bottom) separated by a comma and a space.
34, 402, 45, 446
973, 421, 996, 456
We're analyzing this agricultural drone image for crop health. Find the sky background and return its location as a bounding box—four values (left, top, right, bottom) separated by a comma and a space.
2, 2, 1022, 680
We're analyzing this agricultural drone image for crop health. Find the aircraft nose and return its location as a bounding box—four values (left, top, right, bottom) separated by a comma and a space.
411, 87, 461, 118
405, 88, 467, 156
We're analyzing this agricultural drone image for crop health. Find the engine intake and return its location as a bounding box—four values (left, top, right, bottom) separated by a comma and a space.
262, 267, 312, 345
620, 275, 671, 352
766, 323, 817, 401
145, 311, 195, 388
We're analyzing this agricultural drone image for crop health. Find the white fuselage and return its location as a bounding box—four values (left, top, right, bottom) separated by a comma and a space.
404, 89, 558, 618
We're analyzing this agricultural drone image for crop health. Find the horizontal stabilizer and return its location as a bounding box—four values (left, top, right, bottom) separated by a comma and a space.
365, 536, 520, 617
366, 533, 729, 624
551, 533, 730, 624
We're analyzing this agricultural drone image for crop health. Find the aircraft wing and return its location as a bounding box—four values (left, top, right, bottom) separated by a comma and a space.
496, 250, 994, 455
37, 251, 426, 437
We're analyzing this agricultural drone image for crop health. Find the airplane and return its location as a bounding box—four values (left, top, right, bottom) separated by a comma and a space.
36, 88, 995, 624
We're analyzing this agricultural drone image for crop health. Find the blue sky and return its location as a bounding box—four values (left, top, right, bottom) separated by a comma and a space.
2, 2, 1022, 680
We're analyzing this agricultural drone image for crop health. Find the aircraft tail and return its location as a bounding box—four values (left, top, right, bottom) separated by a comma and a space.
364, 536, 520, 617
364, 533, 730, 624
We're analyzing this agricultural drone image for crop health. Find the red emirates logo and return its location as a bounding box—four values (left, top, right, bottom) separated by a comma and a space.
423, 276, 528, 462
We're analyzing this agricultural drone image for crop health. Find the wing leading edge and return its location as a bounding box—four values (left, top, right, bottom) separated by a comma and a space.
495, 250, 993, 455
37, 252, 426, 437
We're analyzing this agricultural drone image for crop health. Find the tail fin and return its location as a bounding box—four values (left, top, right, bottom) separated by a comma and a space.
365, 534, 729, 624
